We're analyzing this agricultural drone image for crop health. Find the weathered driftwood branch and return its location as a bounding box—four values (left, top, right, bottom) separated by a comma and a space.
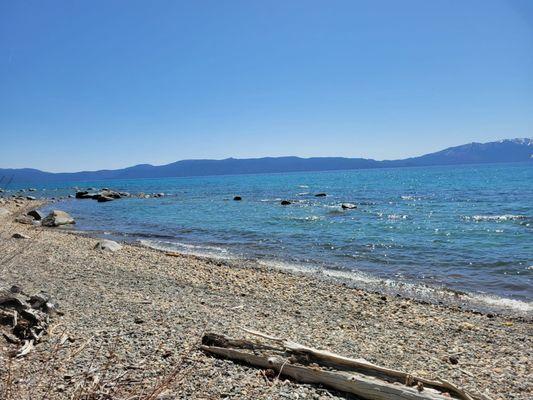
16, 339, 34, 358
241, 328, 475, 400
201, 331, 478, 400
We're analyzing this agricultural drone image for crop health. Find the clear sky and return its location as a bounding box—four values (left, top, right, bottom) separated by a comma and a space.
1, 0, 532, 172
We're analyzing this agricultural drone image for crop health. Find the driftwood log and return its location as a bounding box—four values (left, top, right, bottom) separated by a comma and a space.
201, 329, 480, 400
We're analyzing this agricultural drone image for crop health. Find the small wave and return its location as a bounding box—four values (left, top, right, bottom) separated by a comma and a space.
287, 215, 324, 222
468, 294, 533, 313
387, 214, 408, 220
298, 185, 309, 188
256, 259, 533, 315
257, 259, 319, 273
326, 209, 346, 216
140, 239, 234, 260
321, 268, 532, 314
464, 215, 527, 222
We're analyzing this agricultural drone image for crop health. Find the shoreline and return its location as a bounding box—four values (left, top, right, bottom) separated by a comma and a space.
44, 222, 533, 318
138, 238, 533, 319
31, 222, 533, 319
1, 199, 532, 398
33, 190, 532, 317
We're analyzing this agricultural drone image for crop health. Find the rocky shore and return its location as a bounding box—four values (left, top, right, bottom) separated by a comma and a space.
0, 199, 531, 399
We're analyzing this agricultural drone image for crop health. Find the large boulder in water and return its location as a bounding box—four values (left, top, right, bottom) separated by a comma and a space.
97, 196, 114, 202
92, 190, 121, 201
94, 239, 122, 252
100, 190, 122, 199
75, 191, 91, 199
42, 210, 75, 227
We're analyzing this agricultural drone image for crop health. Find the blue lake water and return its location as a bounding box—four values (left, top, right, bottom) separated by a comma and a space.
8, 162, 532, 313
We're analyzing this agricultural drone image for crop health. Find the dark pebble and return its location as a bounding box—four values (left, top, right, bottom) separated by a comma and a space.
449, 355, 459, 365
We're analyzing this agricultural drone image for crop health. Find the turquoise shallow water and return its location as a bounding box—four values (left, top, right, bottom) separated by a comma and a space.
9, 162, 532, 312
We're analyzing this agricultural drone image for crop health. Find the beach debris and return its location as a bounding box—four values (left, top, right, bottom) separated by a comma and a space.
315, 193, 327, 197
0, 287, 57, 357
27, 209, 45, 220
12, 233, 30, 239
341, 203, 357, 209
448, 355, 459, 365
280, 200, 292, 205
15, 215, 35, 225
42, 210, 76, 227
233, 196, 242, 201
201, 329, 478, 400
94, 239, 122, 252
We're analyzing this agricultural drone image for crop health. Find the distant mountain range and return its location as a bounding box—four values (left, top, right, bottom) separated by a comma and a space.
1, 138, 531, 184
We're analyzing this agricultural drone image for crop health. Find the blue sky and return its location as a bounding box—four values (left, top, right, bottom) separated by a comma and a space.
1, 0, 532, 172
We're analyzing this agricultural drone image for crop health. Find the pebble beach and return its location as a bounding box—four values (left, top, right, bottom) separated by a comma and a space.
0, 198, 531, 399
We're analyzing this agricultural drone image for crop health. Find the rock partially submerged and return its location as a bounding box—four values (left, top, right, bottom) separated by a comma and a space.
75, 191, 92, 199
315, 193, 327, 197
280, 200, 292, 206
94, 239, 122, 252
97, 196, 114, 202
77, 189, 128, 202
42, 210, 75, 227
233, 196, 242, 201
341, 203, 357, 209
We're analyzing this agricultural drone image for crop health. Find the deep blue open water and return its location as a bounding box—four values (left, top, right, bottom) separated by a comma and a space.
9, 162, 532, 313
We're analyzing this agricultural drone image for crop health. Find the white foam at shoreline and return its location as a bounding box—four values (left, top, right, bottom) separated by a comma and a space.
321, 267, 533, 314
141, 240, 532, 316
140, 239, 235, 260
254, 259, 532, 315
469, 294, 533, 313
